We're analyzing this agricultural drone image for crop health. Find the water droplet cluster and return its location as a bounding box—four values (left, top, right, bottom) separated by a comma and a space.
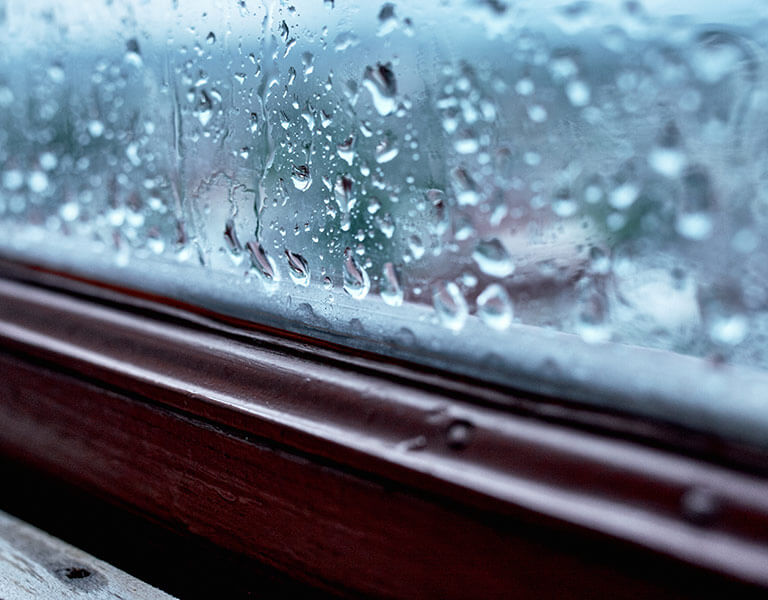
1, 0, 767, 371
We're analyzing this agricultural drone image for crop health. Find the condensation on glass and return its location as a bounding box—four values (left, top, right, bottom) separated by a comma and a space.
1, 0, 768, 439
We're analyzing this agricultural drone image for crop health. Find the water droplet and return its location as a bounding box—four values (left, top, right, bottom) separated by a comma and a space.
575, 287, 610, 343
334, 175, 354, 214
27, 171, 49, 193
126, 143, 141, 167
681, 487, 720, 526
279, 20, 289, 42
708, 314, 747, 345
551, 188, 578, 217
367, 198, 382, 214
649, 147, 686, 178
59, 201, 79, 222
285, 250, 310, 287
649, 123, 687, 178
343, 248, 370, 299
224, 218, 242, 254
515, 77, 534, 96
88, 120, 105, 138
302, 52, 315, 76
408, 235, 425, 260
454, 131, 480, 154
565, 79, 590, 107
451, 167, 480, 206
291, 164, 312, 191
381, 262, 403, 306
397, 435, 427, 452
337, 136, 356, 165
206, 31, 216, 45
197, 90, 214, 126
47, 63, 65, 83
472, 239, 514, 278
691, 33, 743, 85
732, 229, 758, 254
527, 104, 547, 123
378, 3, 398, 36
677, 168, 714, 240
446, 420, 473, 450
375, 136, 399, 163
125, 38, 143, 68
2, 169, 23, 191
363, 63, 397, 116
334, 32, 359, 52
609, 183, 639, 210
433, 282, 468, 332
39, 152, 57, 171
376, 213, 395, 238
246, 241, 280, 283
477, 284, 513, 330
676, 213, 713, 240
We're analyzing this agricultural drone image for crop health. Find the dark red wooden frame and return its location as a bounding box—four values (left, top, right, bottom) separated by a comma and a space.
0, 260, 767, 597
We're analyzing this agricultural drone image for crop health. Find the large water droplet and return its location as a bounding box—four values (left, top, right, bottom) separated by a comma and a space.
377, 3, 399, 37
291, 164, 312, 191
337, 136, 356, 165
477, 284, 513, 330
27, 171, 49, 193
380, 262, 403, 306
224, 218, 242, 255
197, 90, 214, 126
125, 38, 143, 68
472, 239, 515, 278
363, 63, 397, 116
88, 120, 105, 138
334, 175, 354, 214
451, 167, 480, 206
343, 247, 370, 299
433, 282, 468, 332
691, 33, 743, 84
247, 241, 280, 284
285, 249, 310, 287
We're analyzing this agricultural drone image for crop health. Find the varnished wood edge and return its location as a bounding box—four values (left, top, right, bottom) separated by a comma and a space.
0, 272, 768, 588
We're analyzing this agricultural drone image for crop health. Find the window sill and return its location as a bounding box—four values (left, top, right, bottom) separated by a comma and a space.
0, 263, 767, 597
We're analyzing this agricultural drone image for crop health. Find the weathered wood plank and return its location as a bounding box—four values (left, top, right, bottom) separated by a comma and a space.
0, 510, 175, 600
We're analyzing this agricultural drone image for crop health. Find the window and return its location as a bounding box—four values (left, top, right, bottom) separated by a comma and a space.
1, 1, 768, 597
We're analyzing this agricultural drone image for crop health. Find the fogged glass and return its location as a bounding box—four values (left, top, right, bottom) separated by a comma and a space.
1, 0, 767, 436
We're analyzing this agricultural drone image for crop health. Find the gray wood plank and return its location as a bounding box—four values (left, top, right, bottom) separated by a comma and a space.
0, 510, 175, 599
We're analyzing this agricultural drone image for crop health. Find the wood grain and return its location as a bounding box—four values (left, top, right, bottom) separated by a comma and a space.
0, 510, 174, 600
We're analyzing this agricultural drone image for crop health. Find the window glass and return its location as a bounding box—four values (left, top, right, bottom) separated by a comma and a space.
1, 0, 767, 439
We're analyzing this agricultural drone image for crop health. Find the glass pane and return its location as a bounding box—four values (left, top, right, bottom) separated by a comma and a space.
2, 0, 768, 441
